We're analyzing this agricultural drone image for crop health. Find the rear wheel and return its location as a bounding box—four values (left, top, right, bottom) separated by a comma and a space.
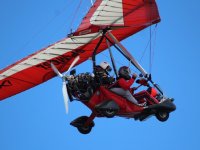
103, 109, 117, 118
78, 125, 92, 134
156, 112, 169, 122
75, 116, 94, 134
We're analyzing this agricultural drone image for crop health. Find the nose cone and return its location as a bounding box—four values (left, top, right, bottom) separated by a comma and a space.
162, 99, 176, 112
170, 102, 176, 111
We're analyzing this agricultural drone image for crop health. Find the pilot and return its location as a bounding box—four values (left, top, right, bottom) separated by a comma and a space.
110, 66, 146, 107
94, 61, 115, 85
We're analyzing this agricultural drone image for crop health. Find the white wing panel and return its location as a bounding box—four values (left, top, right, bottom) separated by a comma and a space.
90, 0, 124, 25
0, 33, 100, 80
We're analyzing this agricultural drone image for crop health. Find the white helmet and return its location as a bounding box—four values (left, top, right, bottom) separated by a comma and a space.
100, 61, 112, 72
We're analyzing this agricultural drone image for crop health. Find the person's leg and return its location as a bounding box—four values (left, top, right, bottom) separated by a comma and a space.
110, 88, 139, 105
134, 91, 159, 104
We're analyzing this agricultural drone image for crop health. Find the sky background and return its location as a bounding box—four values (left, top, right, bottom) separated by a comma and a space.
0, 0, 200, 150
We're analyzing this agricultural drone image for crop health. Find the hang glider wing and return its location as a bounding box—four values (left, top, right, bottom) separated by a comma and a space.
0, 0, 160, 101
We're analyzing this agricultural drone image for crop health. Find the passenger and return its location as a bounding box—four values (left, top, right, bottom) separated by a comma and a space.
94, 61, 115, 85
110, 66, 146, 107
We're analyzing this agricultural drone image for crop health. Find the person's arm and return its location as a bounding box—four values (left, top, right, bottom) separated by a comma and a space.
118, 78, 134, 90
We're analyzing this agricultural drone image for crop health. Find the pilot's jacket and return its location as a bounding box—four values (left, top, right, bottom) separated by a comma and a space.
110, 77, 139, 105
112, 77, 135, 91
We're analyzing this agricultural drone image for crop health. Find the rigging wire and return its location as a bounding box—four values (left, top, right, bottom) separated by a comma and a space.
139, 25, 158, 64
149, 24, 158, 74
152, 24, 158, 66
49, 0, 87, 38
27, 1, 73, 43
149, 25, 152, 74
1, 0, 73, 64
1, 0, 76, 76
149, 5, 154, 74
69, 0, 83, 32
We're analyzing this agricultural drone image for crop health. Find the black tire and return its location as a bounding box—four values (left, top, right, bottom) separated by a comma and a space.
74, 116, 94, 134
103, 109, 117, 118
77, 126, 92, 134
156, 111, 169, 122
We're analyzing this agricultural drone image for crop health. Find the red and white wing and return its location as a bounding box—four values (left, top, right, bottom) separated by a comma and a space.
0, 0, 160, 101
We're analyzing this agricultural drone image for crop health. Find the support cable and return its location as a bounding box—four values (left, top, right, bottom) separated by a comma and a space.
69, 0, 83, 31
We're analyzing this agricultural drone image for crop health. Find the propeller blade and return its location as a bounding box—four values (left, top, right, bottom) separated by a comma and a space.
65, 56, 80, 74
52, 56, 80, 114
51, 62, 63, 78
62, 79, 69, 113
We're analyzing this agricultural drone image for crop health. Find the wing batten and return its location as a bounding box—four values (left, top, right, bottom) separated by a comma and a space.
90, 0, 124, 26
0, 32, 100, 80
44, 52, 65, 57
51, 48, 70, 51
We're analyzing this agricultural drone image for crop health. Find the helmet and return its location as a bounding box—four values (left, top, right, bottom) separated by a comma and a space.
100, 61, 112, 72
118, 66, 131, 80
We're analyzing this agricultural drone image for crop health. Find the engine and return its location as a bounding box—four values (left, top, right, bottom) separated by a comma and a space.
67, 73, 95, 101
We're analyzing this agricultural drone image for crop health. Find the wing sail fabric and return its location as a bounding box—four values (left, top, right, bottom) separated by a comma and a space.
76, 0, 160, 34
0, 0, 160, 101
0, 33, 101, 100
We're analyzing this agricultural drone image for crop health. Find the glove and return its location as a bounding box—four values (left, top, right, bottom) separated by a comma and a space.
140, 78, 149, 86
132, 73, 138, 79
136, 78, 148, 86
136, 79, 140, 84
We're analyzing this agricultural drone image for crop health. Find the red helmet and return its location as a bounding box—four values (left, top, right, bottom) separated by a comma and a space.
118, 66, 131, 80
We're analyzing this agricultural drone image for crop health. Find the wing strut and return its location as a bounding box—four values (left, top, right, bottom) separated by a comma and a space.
106, 39, 119, 78
92, 31, 106, 69
107, 31, 148, 77
106, 31, 164, 95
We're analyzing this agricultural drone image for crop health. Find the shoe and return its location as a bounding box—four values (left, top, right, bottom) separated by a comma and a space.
138, 102, 147, 107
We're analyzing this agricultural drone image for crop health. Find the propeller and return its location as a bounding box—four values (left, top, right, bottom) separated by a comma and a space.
51, 56, 80, 113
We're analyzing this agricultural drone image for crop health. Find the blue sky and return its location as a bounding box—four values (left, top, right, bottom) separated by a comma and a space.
0, 0, 200, 150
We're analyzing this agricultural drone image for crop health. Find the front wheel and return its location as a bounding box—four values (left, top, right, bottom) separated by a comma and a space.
155, 112, 169, 122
